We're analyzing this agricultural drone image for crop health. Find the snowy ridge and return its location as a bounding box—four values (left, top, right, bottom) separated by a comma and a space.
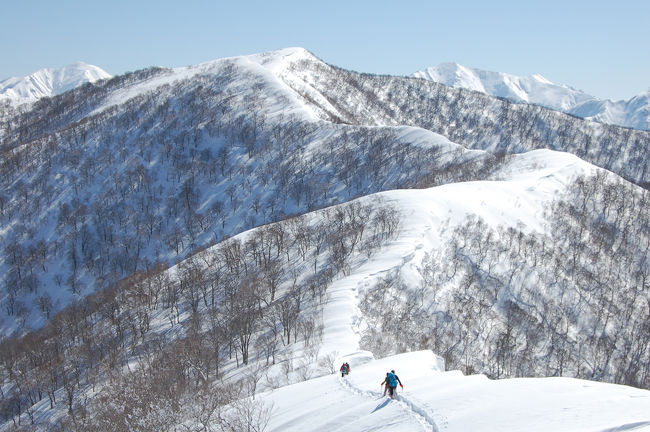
414, 62, 594, 110
86, 47, 324, 121
261, 350, 650, 432
568, 89, 650, 130
0, 62, 111, 105
336, 353, 440, 432
414, 62, 649, 130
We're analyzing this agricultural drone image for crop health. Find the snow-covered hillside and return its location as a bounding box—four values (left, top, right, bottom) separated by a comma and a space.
414, 62, 650, 130
233, 148, 650, 432
0, 47, 491, 337
4, 146, 649, 431
0, 46, 647, 343
1, 48, 650, 430
262, 351, 650, 432
0, 62, 111, 105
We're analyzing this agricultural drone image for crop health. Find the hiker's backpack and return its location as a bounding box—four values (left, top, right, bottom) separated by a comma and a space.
387, 372, 397, 387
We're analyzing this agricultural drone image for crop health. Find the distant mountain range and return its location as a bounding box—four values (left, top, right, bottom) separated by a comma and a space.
3, 60, 647, 130
414, 62, 650, 130
0, 62, 111, 105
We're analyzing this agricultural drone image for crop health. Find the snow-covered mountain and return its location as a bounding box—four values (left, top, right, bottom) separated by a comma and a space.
1, 47, 650, 430
5, 146, 649, 431
0, 62, 111, 105
414, 62, 650, 130
414, 62, 594, 111
568, 89, 650, 130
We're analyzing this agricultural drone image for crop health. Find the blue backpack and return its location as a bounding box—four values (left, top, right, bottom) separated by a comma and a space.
387, 372, 397, 387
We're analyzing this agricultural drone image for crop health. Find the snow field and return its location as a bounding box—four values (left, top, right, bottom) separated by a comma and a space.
260, 349, 650, 432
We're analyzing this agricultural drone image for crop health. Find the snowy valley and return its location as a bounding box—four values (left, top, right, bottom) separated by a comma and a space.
0, 48, 649, 431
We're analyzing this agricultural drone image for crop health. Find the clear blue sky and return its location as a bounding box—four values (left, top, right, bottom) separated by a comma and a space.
1, 0, 648, 100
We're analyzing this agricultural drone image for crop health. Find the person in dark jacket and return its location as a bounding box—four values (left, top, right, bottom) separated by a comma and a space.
340, 362, 350, 377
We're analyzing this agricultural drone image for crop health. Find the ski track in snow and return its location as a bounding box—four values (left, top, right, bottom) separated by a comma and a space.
338, 376, 439, 432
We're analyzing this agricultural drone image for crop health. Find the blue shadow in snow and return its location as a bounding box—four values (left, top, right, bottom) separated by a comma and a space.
371, 398, 391, 413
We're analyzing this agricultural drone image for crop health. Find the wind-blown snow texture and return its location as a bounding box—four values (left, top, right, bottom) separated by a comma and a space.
414, 62, 650, 130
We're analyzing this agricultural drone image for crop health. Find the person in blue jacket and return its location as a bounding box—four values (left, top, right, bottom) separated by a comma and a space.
381, 370, 403, 398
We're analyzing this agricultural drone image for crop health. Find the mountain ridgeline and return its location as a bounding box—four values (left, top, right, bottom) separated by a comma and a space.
0, 48, 649, 430
283, 57, 650, 186
0, 51, 500, 335
413, 62, 650, 131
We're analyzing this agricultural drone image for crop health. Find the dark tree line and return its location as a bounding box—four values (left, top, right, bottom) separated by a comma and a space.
360, 172, 650, 388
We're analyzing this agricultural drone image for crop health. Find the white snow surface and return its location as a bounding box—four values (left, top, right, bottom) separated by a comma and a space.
261, 350, 650, 432
414, 62, 649, 130
0, 62, 111, 105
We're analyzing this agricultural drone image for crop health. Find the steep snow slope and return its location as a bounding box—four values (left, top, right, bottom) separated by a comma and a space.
0, 62, 111, 105
260, 350, 650, 432
414, 62, 649, 130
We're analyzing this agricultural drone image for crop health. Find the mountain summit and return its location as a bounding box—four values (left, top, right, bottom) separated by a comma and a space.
414, 62, 649, 130
0, 62, 111, 105
414, 62, 594, 111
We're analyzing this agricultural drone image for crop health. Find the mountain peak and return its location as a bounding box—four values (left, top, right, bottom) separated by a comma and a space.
414, 62, 649, 130
414, 62, 595, 109
414, 62, 487, 94
530, 73, 553, 85
244, 46, 319, 69
0, 62, 112, 105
